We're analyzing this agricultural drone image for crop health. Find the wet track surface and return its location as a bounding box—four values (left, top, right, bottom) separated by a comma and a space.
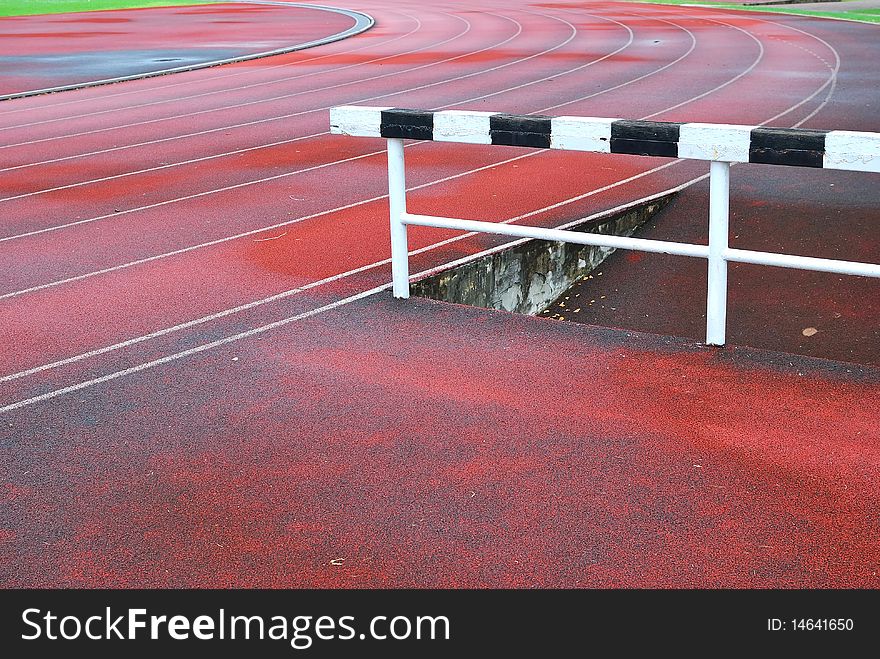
0, 1, 877, 587
546, 164, 880, 365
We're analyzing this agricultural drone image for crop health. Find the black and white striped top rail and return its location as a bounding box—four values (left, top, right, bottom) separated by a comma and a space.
330, 106, 880, 172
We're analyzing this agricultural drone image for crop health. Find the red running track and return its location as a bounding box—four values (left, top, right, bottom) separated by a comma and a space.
0, 1, 877, 588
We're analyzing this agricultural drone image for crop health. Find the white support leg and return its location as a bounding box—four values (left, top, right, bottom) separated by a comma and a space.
387, 138, 410, 299
706, 160, 730, 346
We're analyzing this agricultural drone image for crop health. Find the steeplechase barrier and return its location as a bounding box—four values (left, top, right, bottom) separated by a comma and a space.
330, 106, 880, 346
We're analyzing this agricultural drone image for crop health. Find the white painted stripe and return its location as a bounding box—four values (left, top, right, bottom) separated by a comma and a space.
678, 123, 753, 163
0, 147, 387, 248
0, 285, 390, 415
0, 258, 392, 384
538, 13, 695, 115
3, 12, 835, 297
0, 13, 468, 153
0, 146, 537, 300
329, 106, 391, 138
0, 133, 317, 204
824, 130, 880, 173
0, 9, 422, 127
0, 12, 477, 168
433, 110, 495, 144
0, 162, 683, 410
551, 116, 616, 152
428, 10, 631, 111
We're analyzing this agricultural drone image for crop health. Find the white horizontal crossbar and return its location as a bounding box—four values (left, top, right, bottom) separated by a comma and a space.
404, 214, 880, 278
725, 248, 880, 278
402, 213, 711, 258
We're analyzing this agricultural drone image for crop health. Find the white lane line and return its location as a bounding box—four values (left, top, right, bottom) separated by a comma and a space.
425, 13, 842, 296
0, 258, 391, 384
0, 9, 800, 272
0, 148, 392, 292
0, 133, 322, 204
538, 11, 697, 114
0, 160, 681, 385
0, 11, 635, 206
0, 285, 392, 414
0, 2, 375, 104
0, 9, 533, 174
0, 14, 695, 289
0, 10, 443, 204
758, 18, 839, 126
0, 162, 685, 410
0, 12, 816, 387
0, 14, 520, 230
642, 17, 765, 120
0, 145, 542, 301
426, 10, 636, 110
0, 2, 627, 166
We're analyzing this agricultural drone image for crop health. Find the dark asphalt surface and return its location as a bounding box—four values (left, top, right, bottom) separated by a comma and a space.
0, 2, 357, 96
3, 294, 878, 587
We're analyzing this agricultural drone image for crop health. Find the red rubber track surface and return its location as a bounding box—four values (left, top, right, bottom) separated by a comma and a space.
0, 3, 358, 97
0, 1, 877, 588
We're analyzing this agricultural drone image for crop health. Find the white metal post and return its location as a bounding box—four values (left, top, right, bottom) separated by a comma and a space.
387, 138, 410, 299
706, 160, 730, 346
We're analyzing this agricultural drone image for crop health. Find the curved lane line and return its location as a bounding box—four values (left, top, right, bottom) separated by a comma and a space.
0, 2, 375, 102
0, 10, 626, 289
0, 9, 574, 233
0, 11, 494, 171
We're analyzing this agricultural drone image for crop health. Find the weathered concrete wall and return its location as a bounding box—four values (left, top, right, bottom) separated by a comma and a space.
411, 194, 676, 315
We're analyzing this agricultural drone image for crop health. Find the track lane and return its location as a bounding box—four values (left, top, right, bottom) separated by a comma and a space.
0, 9, 620, 236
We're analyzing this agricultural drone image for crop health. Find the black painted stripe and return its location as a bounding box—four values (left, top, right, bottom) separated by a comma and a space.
372, 110, 835, 169
380, 109, 434, 140
749, 127, 827, 168
610, 120, 680, 157
489, 113, 551, 148
611, 120, 680, 143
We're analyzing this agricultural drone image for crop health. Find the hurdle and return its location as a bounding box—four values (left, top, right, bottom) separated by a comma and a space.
330, 106, 880, 346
